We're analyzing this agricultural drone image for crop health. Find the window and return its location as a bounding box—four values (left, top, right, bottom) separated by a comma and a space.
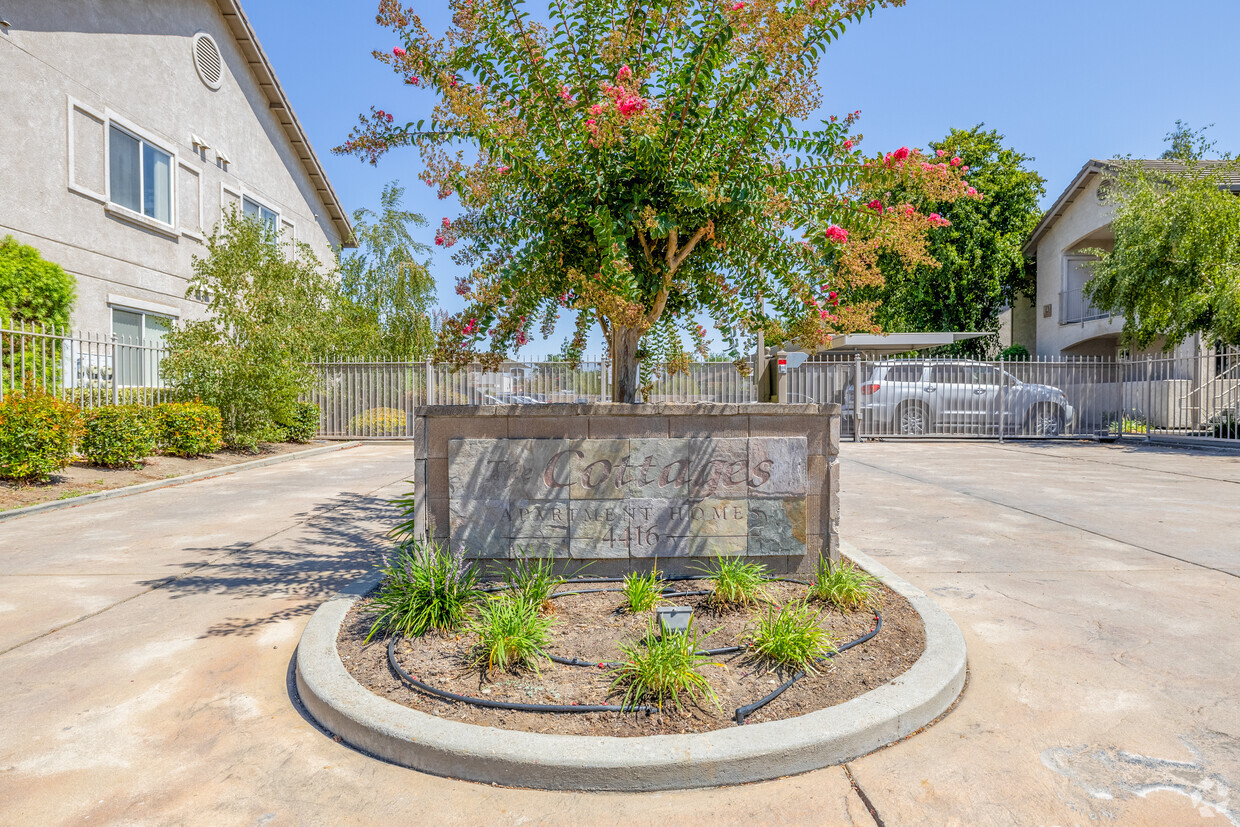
109, 124, 172, 225
243, 196, 278, 231
112, 307, 171, 386
883, 364, 926, 382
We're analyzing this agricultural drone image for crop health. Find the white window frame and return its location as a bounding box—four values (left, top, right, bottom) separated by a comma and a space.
102, 109, 180, 237
219, 183, 294, 242
66, 96, 108, 204
177, 158, 206, 242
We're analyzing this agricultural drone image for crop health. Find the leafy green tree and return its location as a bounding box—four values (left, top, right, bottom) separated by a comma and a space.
863, 126, 1045, 357
162, 212, 338, 449
336, 182, 437, 357
1, 236, 78, 392
0, 235, 76, 327
338, 0, 974, 402
1086, 146, 1240, 349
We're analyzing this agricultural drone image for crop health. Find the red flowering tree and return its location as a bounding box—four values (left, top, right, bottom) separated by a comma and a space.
338, 0, 977, 402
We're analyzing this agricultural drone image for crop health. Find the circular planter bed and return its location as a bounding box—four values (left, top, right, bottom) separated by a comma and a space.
295, 548, 966, 791
337, 577, 925, 737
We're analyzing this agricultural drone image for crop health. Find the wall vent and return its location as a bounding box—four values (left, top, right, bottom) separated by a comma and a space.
192, 32, 223, 90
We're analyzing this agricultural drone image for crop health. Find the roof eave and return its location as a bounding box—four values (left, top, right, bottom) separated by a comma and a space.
1021, 160, 1107, 258
214, 0, 357, 248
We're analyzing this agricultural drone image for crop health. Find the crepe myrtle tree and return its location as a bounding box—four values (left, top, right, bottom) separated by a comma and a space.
338, 0, 978, 402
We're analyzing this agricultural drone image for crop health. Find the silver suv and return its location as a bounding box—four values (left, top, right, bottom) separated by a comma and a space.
843, 360, 1075, 436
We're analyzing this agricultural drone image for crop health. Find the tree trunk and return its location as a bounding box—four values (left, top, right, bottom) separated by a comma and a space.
611, 325, 642, 403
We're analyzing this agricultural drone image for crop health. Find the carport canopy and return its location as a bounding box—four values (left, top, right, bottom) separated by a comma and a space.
794, 332, 990, 358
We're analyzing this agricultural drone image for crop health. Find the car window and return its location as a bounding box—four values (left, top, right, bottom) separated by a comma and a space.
882, 363, 925, 382
928, 365, 967, 384
971, 366, 1001, 386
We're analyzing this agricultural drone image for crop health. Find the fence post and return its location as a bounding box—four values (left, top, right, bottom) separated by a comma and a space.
999, 356, 1006, 442
852, 353, 862, 443
425, 358, 434, 406
110, 334, 119, 406
1145, 355, 1153, 443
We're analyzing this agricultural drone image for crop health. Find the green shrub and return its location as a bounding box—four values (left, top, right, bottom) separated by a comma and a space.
502, 552, 565, 614
365, 540, 482, 641
67, 387, 176, 407
620, 569, 662, 614
810, 557, 881, 612
348, 406, 406, 436
0, 236, 76, 327
81, 405, 158, 468
998, 344, 1030, 361
278, 401, 320, 443
158, 402, 223, 457
1211, 409, 1238, 440
701, 556, 769, 610
468, 597, 553, 674
610, 618, 719, 711
0, 387, 82, 481
745, 601, 837, 674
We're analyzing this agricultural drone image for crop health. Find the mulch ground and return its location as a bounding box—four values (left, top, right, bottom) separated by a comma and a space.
0, 441, 320, 511
337, 573, 926, 737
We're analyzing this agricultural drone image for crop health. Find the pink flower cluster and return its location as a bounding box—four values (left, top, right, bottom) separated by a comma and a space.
376, 109, 394, 123
927, 213, 951, 228
559, 85, 574, 103
434, 217, 457, 248
462, 318, 478, 335
824, 225, 849, 245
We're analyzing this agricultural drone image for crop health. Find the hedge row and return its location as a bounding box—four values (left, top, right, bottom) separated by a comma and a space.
0, 392, 231, 481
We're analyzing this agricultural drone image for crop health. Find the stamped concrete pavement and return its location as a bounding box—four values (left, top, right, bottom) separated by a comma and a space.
1, 439, 1238, 825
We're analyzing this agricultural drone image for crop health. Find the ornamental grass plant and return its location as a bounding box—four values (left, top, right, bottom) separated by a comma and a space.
702, 556, 769, 610
610, 619, 719, 712
620, 569, 662, 614
365, 540, 481, 641
745, 601, 837, 675
502, 552, 566, 614
811, 557, 881, 612
468, 597, 553, 674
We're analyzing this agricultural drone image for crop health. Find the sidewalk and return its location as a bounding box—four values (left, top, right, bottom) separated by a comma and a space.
1, 440, 1237, 824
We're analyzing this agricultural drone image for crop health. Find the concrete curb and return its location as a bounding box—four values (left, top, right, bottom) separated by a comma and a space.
294, 545, 967, 791
0, 441, 362, 522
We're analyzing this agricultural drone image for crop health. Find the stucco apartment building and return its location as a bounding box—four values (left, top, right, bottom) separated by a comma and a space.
1016, 159, 1239, 359
0, 0, 354, 348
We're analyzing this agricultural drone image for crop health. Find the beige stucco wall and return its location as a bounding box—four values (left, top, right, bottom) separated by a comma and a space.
1030, 173, 1125, 358
0, 1, 343, 333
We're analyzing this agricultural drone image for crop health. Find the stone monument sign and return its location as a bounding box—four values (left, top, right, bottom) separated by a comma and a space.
448, 436, 808, 559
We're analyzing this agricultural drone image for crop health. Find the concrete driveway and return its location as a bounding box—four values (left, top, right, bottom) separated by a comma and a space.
1, 440, 1238, 825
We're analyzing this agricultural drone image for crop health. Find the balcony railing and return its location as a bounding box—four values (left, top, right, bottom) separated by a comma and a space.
1060, 287, 1112, 324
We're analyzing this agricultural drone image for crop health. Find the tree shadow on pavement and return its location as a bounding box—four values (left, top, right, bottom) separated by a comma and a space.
138, 491, 401, 638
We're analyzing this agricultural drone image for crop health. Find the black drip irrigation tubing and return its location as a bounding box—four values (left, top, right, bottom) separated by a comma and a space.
393, 576, 882, 724
387, 637, 656, 715
733, 610, 883, 725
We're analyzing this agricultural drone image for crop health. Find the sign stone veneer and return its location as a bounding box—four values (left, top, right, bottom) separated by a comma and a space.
413, 403, 840, 575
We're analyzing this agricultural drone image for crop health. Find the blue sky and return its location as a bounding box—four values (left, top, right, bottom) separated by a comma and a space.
244, 0, 1240, 355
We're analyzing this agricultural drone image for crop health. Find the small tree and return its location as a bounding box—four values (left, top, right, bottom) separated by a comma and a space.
1086, 127, 1240, 349
1, 236, 77, 392
865, 126, 1045, 357
162, 212, 338, 449
338, 0, 975, 402
336, 181, 437, 357
0, 236, 77, 328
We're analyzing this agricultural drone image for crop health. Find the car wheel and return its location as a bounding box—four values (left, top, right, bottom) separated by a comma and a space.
897, 402, 930, 435
1030, 404, 1065, 437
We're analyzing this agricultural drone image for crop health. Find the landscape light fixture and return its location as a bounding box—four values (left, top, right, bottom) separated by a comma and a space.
655, 606, 693, 636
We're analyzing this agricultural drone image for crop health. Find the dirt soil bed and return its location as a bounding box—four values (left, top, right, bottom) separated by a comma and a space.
338, 574, 926, 737
0, 441, 322, 512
